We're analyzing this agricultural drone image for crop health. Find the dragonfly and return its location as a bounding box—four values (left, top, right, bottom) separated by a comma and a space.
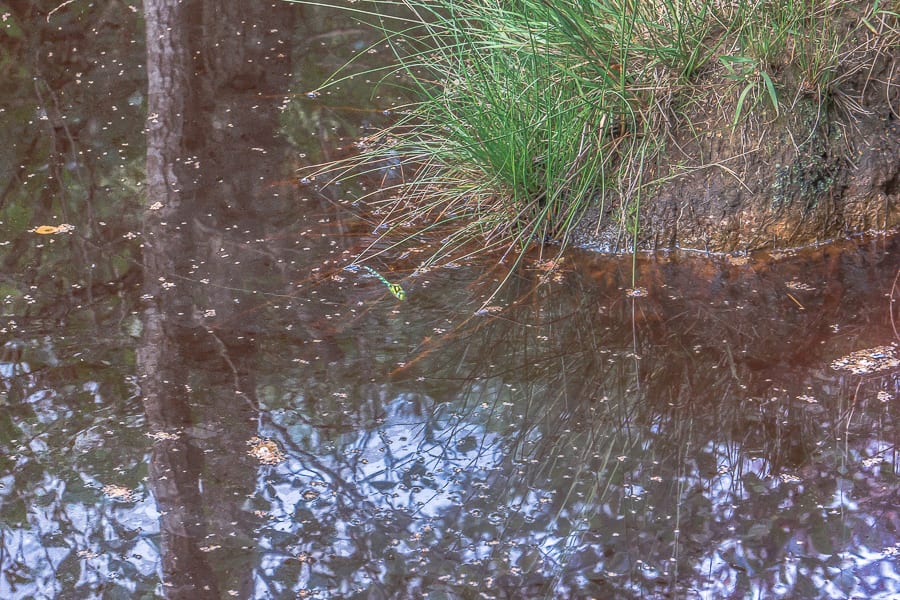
344, 264, 406, 301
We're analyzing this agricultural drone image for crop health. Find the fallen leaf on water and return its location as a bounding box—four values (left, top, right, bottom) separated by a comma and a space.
246, 436, 286, 465
101, 484, 137, 502
32, 224, 74, 235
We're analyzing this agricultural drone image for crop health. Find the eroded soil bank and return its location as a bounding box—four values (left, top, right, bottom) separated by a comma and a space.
575, 35, 898, 254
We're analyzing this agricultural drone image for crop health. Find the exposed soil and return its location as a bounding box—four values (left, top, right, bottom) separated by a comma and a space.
574, 16, 899, 254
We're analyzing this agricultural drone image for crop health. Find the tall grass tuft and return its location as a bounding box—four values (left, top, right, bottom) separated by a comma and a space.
291, 0, 898, 270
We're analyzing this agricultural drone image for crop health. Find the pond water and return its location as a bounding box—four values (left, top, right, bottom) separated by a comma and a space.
1, 2, 899, 599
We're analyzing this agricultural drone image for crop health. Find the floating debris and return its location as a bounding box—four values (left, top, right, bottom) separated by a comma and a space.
546, 272, 565, 284
830, 346, 899, 375
246, 436, 286, 465
785, 280, 816, 291
146, 430, 180, 442
769, 249, 798, 260
532, 257, 565, 273
626, 287, 648, 298
725, 254, 750, 266
101, 484, 137, 502
535, 262, 566, 284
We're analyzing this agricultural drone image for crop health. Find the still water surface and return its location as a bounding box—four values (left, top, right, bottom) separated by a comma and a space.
1, 2, 898, 599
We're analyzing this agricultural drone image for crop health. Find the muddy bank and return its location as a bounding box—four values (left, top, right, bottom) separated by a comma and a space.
574, 34, 899, 254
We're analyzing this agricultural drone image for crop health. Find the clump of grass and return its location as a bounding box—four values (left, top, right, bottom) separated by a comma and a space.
291, 0, 898, 270
299, 0, 620, 269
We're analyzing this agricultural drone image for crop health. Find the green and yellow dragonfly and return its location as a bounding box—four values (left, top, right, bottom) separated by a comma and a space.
345, 264, 406, 301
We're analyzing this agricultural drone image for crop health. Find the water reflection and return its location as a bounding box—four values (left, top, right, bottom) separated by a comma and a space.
141, 0, 299, 596
0, 1, 898, 599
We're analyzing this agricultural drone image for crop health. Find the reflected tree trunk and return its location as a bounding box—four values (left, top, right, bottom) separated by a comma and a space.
139, 0, 294, 597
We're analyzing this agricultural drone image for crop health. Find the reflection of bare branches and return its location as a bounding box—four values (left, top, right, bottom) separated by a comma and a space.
207, 330, 242, 393
46, 0, 77, 22
265, 419, 366, 505
891, 267, 900, 341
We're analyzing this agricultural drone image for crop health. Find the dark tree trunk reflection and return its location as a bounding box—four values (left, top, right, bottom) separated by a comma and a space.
139, 0, 294, 597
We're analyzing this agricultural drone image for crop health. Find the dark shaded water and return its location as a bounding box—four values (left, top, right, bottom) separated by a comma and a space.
1, 2, 899, 599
